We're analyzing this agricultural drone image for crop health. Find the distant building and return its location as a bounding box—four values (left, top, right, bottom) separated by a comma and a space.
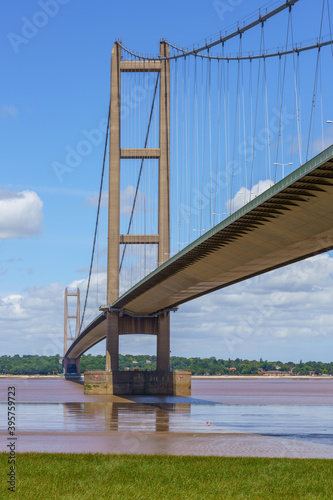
132, 360, 138, 364
229, 367, 237, 371
259, 368, 295, 376
146, 360, 151, 364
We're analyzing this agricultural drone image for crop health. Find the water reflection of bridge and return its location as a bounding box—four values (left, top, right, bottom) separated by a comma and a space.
63, 402, 191, 433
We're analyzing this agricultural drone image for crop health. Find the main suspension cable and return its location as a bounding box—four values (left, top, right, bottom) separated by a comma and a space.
117, 0, 299, 61
80, 105, 110, 332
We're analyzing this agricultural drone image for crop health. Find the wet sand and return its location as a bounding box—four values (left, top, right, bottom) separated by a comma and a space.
1, 378, 332, 458
11, 432, 333, 458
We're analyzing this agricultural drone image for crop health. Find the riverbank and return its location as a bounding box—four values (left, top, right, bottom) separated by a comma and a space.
192, 375, 333, 380
0, 374, 64, 379
1, 453, 332, 499
1, 374, 332, 380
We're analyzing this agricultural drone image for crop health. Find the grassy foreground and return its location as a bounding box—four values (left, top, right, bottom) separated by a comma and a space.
1, 453, 333, 499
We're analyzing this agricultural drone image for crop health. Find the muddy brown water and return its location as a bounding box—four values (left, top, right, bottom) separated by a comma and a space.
1, 378, 332, 457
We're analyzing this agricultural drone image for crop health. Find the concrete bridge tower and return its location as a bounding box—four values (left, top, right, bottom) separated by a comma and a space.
105, 41, 171, 377
86, 41, 185, 394
66, 41, 190, 395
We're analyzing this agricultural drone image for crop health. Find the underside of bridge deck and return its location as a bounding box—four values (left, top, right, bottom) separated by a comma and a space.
113, 145, 333, 315
66, 145, 333, 360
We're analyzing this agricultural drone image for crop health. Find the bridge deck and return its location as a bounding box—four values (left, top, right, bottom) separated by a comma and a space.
67, 145, 333, 358
114, 145, 333, 314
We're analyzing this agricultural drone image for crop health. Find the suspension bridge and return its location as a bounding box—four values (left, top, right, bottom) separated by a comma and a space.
63, 0, 333, 394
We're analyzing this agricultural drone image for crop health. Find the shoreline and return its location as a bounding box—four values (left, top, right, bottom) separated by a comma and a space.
0, 375, 64, 379
0, 374, 333, 380
192, 375, 333, 380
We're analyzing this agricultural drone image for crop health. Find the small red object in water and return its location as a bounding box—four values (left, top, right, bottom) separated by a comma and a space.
179, 375, 183, 378
94, 375, 99, 378
206, 422, 211, 426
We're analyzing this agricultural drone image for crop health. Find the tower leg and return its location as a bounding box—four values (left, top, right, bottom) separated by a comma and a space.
106, 41, 121, 372
106, 312, 119, 372
157, 312, 170, 371
63, 357, 81, 377
158, 41, 170, 266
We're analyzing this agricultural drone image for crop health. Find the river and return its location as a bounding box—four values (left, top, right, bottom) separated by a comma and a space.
0, 377, 332, 457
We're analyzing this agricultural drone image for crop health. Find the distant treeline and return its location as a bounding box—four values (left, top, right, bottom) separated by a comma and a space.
1, 354, 333, 375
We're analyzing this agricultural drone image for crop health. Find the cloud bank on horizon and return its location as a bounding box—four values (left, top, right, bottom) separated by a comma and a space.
0, 174, 333, 362
1, 251, 333, 362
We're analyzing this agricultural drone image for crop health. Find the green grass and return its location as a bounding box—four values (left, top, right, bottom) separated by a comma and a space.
1, 453, 333, 499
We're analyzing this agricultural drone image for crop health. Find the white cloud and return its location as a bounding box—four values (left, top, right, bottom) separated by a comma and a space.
312, 127, 333, 155
226, 179, 274, 214
120, 185, 145, 215
0, 188, 43, 239
119, 245, 158, 295
0, 277, 107, 356
1, 105, 18, 119
1, 294, 26, 319
0, 284, 64, 356
172, 253, 333, 362
85, 186, 145, 215
286, 127, 333, 163
1, 252, 333, 362
85, 191, 108, 207
76, 264, 107, 274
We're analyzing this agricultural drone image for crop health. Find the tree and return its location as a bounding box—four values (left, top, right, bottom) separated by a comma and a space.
241, 364, 251, 375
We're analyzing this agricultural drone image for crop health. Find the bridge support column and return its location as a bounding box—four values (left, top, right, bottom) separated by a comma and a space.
157, 311, 170, 371
63, 356, 81, 377
84, 308, 190, 395
106, 312, 119, 372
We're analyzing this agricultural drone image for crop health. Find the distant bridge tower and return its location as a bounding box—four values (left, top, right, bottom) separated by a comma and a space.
105, 41, 171, 373
63, 287, 81, 375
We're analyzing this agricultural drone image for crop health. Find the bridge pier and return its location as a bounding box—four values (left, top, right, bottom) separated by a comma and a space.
63, 356, 81, 378
106, 309, 170, 373
84, 308, 190, 395
84, 370, 191, 396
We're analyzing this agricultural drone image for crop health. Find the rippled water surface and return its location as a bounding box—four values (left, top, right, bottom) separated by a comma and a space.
1, 378, 332, 457
1, 401, 332, 444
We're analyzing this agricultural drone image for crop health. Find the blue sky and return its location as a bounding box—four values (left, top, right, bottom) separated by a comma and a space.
1, 0, 333, 362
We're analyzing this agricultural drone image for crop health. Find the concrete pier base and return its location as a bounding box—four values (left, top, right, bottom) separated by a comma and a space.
63, 357, 81, 379
84, 370, 191, 396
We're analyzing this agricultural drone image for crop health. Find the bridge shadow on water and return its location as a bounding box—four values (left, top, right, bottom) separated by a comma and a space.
65, 376, 84, 385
